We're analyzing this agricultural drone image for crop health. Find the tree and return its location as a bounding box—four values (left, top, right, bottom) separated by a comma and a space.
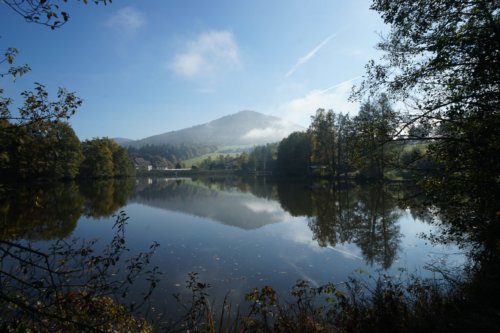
80, 138, 114, 178
237, 152, 250, 171
248, 144, 277, 172
355, 0, 500, 252
353, 95, 398, 180
0, 84, 83, 179
0, 120, 11, 172
0, 83, 82, 129
308, 109, 336, 176
110, 140, 135, 177
0, 119, 83, 179
356, 1, 499, 112
1, 1, 110, 179
353, 8, 500, 323
47, 122, 84, 179
355, 0, 499, 183
276, 131, 311, 176
333, 113, 356, 177
79, 138, 135, 178
127, 143, 218, 167
113, 148, 135, 176
2, 0, 111, 30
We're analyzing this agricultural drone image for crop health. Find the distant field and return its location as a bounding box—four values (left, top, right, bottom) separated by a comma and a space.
182, 145, 252, 167
182, 152, 241, 168
216, 144, 254, 153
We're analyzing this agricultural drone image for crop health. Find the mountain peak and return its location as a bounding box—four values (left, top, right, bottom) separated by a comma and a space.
234, 110, 263, 116
212, 110, 274, 122
125, 111, 304, 148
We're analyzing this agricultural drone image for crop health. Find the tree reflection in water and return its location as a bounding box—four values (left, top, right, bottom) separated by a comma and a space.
306, 183, 401, 269
0, 178, 135, 241
1, 177, 434, 270
0, 176, 496, 330
135, 177, 413, 269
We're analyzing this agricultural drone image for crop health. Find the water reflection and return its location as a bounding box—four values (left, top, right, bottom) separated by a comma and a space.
132, 178, 288, 229
280, 181, 402, 268
80, 179, 135, 218
0, 178, 135, 240
350, 185, 401, 269
0, 177, 436, 271
131, 178, 424, 269
304, 184, 402, 268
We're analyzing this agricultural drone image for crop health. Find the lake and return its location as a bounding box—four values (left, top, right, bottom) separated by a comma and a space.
0, 176, 464, 322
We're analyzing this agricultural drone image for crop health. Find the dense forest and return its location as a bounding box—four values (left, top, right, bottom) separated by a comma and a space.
0, 115, 135, 180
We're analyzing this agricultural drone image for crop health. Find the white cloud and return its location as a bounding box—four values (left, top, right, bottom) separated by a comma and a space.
242, 127, 280, 141
171, 53, 204, 78
106, 7, 145, 33
285, 33, 336, 78
243, 199, 291, 223
277, 76, 361, 126
268, 219, 364, 260
245, 201, 282, 214
169, 30, 240, 78
241, 119, 304, 141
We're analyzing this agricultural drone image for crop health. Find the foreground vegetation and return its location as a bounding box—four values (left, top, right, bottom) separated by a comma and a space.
1, 210, 497, 332
0, 212, 158, 332
159, 267, 496, 332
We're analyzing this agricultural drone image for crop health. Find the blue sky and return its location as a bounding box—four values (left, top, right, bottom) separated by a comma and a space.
0, 0, 387, 140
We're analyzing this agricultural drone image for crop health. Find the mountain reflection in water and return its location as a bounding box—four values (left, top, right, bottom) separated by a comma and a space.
0, 177, 461, 294
132, 178, 439, 270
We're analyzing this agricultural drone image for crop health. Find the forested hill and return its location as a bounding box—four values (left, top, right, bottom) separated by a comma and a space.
113, 138, 134, 145
121, 111, 304, 148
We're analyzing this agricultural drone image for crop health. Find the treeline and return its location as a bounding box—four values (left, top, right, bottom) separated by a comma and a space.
195, 154, 242, 170
127, 143, 217, 168
245, 143, 278, 172
194, 143, 278, 172
242, 95, 435, 180
278, 95, 402, 178
0, 120, 134, 180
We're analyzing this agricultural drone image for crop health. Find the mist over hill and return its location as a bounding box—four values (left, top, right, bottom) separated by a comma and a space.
121, 111, 304, 148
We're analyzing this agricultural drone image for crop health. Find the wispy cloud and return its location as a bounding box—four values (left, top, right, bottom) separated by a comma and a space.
277, 76, 361, 126
169, 30, 240, 78
106, 7, 145, 34
284, 33, 336, 78
319, 75, 362, 94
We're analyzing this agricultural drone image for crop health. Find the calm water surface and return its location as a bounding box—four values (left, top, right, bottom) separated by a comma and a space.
1, 177, 463, 318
